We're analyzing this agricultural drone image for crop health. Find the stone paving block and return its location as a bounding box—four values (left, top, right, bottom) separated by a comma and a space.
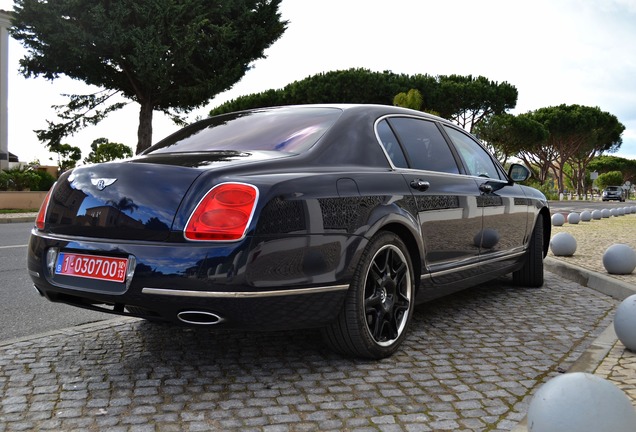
0, 272, 621, 431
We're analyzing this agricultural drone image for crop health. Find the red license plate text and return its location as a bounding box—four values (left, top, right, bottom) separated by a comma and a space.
55, 253, 128, 283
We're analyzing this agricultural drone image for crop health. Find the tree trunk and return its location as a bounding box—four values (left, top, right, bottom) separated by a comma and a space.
136, 101, 154, 155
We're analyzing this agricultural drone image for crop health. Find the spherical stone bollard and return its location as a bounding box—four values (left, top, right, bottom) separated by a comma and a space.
614, 294, 636, 351
551, 213, 565, 227
580, 210, 592, 222
602, 244, 636, 275
617, 207, 625, 216
602, 209, 611, 218
611, 208, 619, 217
550, 232, 577, 256
567, 212, 580, 224
591, 210, 603, 220
527, 372, 636, 432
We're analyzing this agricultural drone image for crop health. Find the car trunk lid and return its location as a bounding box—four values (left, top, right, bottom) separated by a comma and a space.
43, 151, 289, 241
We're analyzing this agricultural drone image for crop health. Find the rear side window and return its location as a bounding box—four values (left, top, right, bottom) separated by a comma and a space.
145, 107, 342, 155
376, 120, 408, 168
387, 117, 460, 174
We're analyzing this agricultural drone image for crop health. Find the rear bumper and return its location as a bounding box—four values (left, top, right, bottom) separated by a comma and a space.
27, 229, 358, 330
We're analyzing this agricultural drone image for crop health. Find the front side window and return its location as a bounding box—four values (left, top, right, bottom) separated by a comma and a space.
387, 118, 460, 174
443, 125, 502, 180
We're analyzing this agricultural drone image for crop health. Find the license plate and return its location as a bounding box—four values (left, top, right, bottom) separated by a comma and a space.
55, 253, 128, 283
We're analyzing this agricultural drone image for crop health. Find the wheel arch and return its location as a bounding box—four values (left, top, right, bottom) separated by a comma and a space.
374, 222, 423, 291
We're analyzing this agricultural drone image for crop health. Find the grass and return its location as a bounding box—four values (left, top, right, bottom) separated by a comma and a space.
0, 209, 38, 214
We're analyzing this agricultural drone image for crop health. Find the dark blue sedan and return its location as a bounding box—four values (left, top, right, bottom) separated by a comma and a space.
27, 104, 550, 359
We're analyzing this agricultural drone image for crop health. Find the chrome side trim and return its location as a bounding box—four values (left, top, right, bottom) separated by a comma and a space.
142, 284, 349, 298
425, 251, 525, 279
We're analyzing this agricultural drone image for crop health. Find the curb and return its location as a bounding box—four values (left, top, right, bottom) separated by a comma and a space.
544, 256, 636, 301
511, 258, 636, 432
0, 316, 139, 347
0, 215, 36, 224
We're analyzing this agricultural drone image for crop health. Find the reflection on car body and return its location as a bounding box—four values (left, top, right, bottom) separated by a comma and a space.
27, 104, 550, 359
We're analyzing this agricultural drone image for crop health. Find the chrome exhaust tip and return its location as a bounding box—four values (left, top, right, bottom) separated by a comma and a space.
177, 311, 224, 325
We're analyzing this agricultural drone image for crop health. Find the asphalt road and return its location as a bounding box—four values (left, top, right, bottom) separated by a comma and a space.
0, 222, 112, 342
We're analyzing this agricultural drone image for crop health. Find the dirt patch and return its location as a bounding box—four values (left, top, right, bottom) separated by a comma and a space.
549, 212, 636, 284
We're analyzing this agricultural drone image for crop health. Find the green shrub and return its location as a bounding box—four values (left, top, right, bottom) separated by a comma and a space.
32, 170, 56, 191
0, 167, 55, 191
526, 180, 559, 200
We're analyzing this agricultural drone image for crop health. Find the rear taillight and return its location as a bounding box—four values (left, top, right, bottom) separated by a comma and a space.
184, 183, 258, 241
36, 186, 55, 230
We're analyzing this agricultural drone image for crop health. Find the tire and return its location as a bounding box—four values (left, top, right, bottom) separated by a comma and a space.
513, 216, 544, 287
322, 232, 415, 359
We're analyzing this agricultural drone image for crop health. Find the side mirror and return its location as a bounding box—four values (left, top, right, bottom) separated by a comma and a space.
508, 164, 531, 183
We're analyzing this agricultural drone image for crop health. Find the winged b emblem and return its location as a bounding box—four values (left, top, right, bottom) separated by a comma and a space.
91, 178, 117, 191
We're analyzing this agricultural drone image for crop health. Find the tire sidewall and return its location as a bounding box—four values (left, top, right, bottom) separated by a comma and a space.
351, 232, 416, 358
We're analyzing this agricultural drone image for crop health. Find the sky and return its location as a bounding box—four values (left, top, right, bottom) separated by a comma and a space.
2, 0, 636, 165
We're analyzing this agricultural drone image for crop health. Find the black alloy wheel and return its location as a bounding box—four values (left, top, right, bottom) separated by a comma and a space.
322, 232, 415, 359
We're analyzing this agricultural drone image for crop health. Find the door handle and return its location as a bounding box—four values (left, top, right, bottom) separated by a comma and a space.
479, 183, 493, 194
410, 179, 430, 191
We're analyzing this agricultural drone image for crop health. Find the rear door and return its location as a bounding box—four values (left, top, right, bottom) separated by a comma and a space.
376, 117, 483, 285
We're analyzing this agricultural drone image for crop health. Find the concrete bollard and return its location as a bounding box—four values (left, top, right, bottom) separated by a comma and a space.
527, 372, 636, 432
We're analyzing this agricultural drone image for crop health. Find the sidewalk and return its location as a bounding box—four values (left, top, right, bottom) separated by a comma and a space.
0, 212, 37, 223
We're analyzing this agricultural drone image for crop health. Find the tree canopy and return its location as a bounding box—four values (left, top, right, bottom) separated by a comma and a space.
209, 69, 518, 133
11, 0, 288, 154
479, 105, 625, 194
84, 138, 133, 164
527, 104, 624, 194
589, 155, 636, 185
473, 113, 548, 170
393, 89, 423, 111
433, 75, 518, 133
596, 171, 624, 190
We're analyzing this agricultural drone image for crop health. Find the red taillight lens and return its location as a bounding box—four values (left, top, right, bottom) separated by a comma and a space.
184, 183, 258, 241
36, 186, 54, 230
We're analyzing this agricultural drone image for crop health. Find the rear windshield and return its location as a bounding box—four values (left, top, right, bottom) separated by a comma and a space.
145, 107, 342, 155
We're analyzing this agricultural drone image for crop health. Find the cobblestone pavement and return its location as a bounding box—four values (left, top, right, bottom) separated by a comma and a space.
595, 340, 636, 405
0, 272, 617, 432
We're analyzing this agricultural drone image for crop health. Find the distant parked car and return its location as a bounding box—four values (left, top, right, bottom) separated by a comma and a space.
602, 186, 625, 202
27, 104, 551, 359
